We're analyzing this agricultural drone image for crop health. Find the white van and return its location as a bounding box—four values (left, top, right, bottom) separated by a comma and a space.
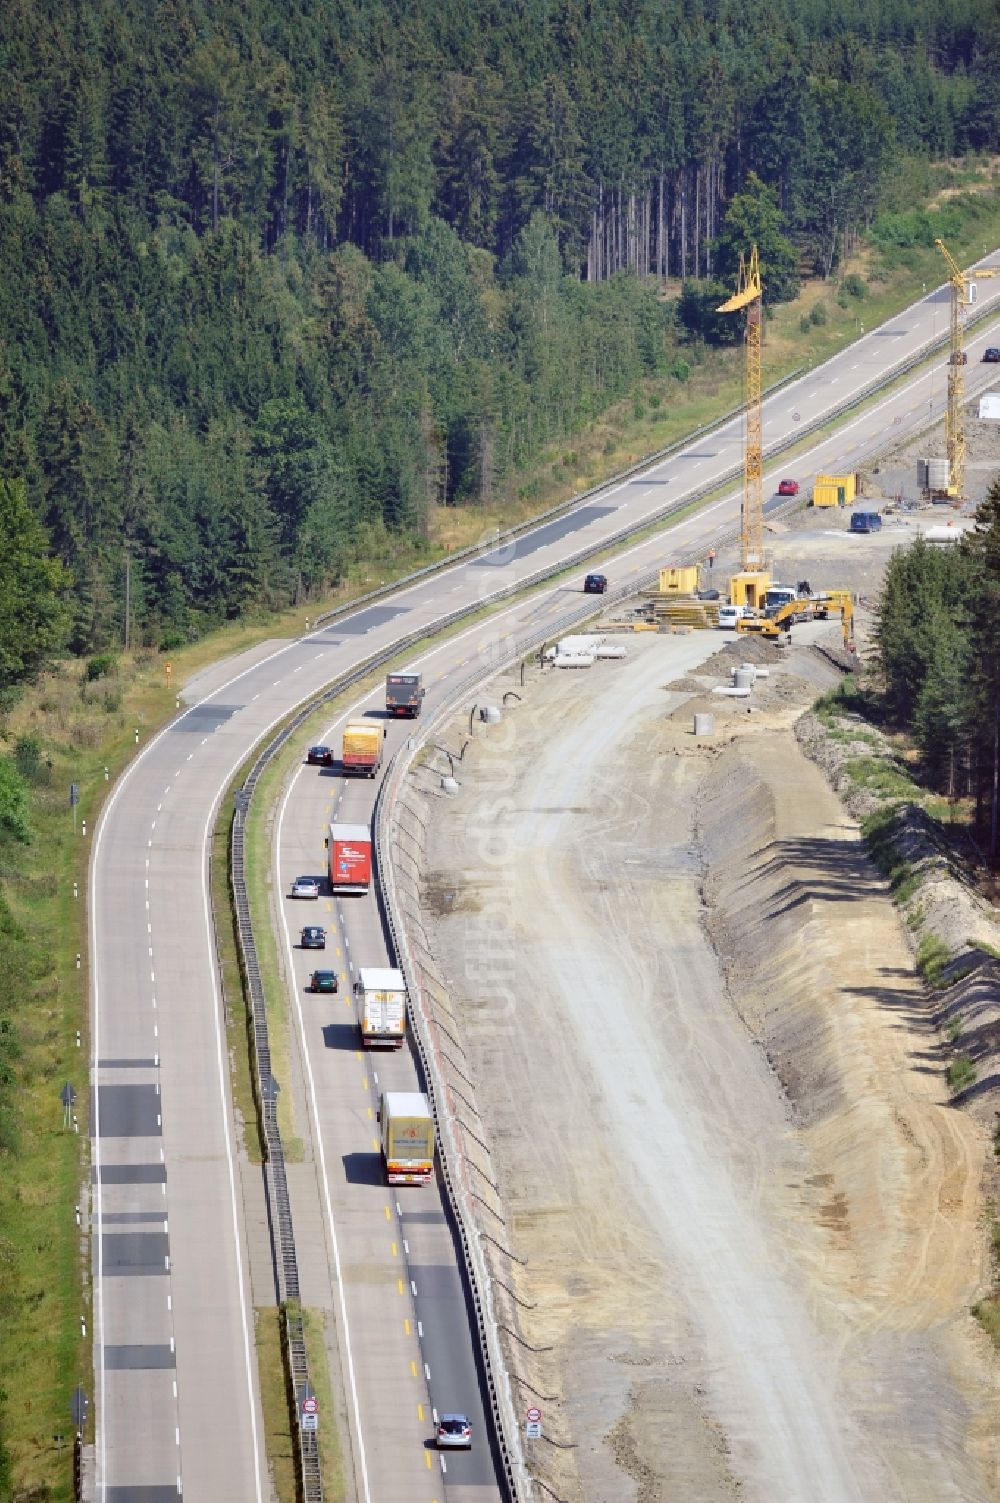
717, 603, 746, 629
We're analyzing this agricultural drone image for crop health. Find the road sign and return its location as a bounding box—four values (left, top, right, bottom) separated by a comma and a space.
302, 1396, 319, 1415
526, 1420, 542, 1440
526, 1407, 541, 1422
302, 1413, 318, 1433
69, 783, 79, 807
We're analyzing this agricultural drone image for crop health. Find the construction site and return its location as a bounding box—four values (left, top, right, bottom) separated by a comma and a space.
386, 244, 1000, 1501
397, 504, 1000, 1502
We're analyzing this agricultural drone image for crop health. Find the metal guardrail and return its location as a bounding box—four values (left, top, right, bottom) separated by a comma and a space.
307, 365, 807, 634
230, 796, 324, 1500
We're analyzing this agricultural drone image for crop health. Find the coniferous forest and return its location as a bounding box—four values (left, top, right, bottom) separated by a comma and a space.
2, 0, 1000, 655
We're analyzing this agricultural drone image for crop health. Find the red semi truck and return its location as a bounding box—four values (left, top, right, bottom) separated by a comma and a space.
327, 823, 372, 894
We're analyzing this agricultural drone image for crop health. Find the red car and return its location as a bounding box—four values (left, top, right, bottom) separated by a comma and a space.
777, 479, 799, 496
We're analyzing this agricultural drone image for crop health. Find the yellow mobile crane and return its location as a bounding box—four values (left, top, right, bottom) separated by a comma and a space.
717, 246, 770, 610
934, 239, 1000, 501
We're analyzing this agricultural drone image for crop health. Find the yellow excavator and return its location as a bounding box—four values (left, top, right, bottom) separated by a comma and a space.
737, 591, 854, 649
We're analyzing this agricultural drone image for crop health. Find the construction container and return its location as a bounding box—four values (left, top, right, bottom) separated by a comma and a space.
927, 458, 950, 493
693, 714, 715, 736
658, 566, 700, 595
813, 472, 857, 507
728, 571, 771, 610
734, 666, 756, 691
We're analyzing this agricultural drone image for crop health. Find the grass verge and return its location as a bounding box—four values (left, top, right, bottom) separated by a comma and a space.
256, 1307, 297, 1503
303, 1307, 346, 1501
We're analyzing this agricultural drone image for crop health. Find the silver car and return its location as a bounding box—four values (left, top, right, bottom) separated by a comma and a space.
290, 876, 320, 899
436, 1413, 472, 1449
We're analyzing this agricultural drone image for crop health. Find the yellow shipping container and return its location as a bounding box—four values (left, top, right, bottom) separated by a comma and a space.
659, 565, 700, 594
813, 473, 856, 507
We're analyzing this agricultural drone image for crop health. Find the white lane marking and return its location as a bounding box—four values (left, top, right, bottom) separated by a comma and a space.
417, 1321, 423, 1337
424, 1362, 431, 1382
276, 813, 373, 1501
187, 753, 194, 761
293, 665, 303, 674
411, 1280, 418, 1297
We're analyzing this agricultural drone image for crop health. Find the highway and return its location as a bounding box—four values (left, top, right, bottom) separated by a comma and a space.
89, 264, 1000, 1501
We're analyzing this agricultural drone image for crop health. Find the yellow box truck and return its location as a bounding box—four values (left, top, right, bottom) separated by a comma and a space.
379, 1092, 434, 1186
341, 719, 383, 777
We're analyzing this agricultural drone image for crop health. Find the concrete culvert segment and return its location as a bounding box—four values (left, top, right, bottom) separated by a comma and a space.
400, 609, 998, 1502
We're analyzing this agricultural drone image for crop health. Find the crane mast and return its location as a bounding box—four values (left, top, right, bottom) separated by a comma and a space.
933, 238, 1000, 502
717, 246, 768, 607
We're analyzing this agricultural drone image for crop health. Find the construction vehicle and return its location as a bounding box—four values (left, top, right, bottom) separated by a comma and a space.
717, 247, 770, 610
737, 591, 853, 639
933, 240, 1000, 501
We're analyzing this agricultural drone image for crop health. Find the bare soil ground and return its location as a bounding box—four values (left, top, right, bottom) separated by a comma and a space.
414, 603, 1000, 1500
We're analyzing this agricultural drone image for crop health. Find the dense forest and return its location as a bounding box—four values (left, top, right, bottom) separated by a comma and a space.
1, 0, 1000, 652
876, 489, 1000, 857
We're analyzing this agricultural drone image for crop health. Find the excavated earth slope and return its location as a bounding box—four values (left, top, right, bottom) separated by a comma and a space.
414, 631, 999, 1502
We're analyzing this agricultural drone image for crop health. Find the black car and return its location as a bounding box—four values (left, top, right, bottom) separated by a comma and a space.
306, 744, 333, 766
984, 348, 1000, 362
309, 969, 339, 993
584, 573, 608, 594
300, 926, 326, 949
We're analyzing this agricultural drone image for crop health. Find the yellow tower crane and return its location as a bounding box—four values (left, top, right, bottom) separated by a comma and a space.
933, 238, 1000, 501
717, 246, 769, 609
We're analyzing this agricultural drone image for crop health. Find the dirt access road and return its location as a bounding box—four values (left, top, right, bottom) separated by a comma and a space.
418, 618, 998, 1501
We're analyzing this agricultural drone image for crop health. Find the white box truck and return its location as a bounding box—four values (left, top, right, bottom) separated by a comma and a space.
355, 966, 407, 1048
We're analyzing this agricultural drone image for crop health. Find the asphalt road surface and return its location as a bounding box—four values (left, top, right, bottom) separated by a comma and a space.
90, 263, 1000, 1501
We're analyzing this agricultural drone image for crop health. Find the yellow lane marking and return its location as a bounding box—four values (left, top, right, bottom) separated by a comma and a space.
410, 1360, 418, 1378
416, 1401, 424, 1421
336, 946, 342, 956
367, 1106, 373, 1120
404, 1318, 411, 1335
373, 1136, 379, 1152
385, 1205, 392, 1221
391, 1241, 398, 1258
398, 1278, 405, 1295
362, 1076, 368, 1090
